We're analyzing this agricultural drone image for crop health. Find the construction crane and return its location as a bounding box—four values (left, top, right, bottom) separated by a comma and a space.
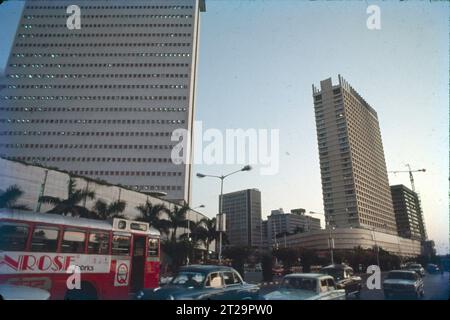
388, 164, 426, 192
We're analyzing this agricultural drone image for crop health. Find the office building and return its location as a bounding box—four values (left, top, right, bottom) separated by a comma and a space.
390, 184, 427, 241
220, 189, 262, 248
0, 0, 206, 203
267, 208, 321, 247
312, 75, 397, 234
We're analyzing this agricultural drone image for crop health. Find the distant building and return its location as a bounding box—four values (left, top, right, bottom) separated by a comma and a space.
220, 189, 262, 248
390, 184, 427, 241
267, 208, 321, 247
312, 75, 397, 234
261, 220, 269, 249
421, 240, 436, 259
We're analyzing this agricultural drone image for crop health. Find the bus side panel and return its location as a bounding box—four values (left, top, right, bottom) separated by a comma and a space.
144, 259, 160, 289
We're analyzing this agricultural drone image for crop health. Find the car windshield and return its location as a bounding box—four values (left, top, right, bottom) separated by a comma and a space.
171, 271, 206, 287
387, 272, 416, 280
321, 269, 345, 281
409, 264, 422, 268
281, 277, 317, 292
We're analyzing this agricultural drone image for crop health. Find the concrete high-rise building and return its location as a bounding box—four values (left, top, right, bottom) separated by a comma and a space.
390, 184, 427, 241
0, 0, 206, 203
220, 189, 262, 248
267, 208, 321, 247
312, 75, 397, 234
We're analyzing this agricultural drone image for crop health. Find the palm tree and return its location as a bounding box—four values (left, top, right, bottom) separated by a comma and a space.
198, 217, 218, 255
0, 185, 30, 210
136, 200, 171, 236
39, 178, 95, 218
91, 199, 127, 220
167, 204, 190, 242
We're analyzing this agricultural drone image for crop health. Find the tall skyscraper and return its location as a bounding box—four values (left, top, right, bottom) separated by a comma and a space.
390, 184, 427, 241
312, 75, 397, 234
220, 189, 262, 248
0, 0, 206, 203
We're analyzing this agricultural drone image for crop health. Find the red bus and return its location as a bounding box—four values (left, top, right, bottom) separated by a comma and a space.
0, 209, 160, 299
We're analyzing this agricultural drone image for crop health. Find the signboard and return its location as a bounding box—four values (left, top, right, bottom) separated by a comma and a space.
114, 260, 130, 287
0, 251, 111, 275
216, 213, 226, 232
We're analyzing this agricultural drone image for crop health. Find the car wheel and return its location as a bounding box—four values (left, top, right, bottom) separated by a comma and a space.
415, 290, 422, 300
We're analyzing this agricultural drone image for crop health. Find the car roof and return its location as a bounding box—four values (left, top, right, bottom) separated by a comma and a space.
321, 264, 353, 270
178, 265, 237, 273
388, 270, 417, 274
284, 273, 331, 280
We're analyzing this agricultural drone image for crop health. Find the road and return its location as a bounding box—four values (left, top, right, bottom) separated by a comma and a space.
358, 272, 449, 300
258, 272, 449, 300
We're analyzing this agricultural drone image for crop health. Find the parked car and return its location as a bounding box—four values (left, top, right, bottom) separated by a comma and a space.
136, 265, 259, 300
262, 273, 346, 300
320, 264, 362, 298
406, 263, 425, 277
383, 270, 424, 299
0, 284, 50, 300
426, 263, 440, 274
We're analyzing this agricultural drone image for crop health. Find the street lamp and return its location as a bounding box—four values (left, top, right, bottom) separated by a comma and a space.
186, 204, 205, 266
196, 165, 252, 264
309, 211, 335, 265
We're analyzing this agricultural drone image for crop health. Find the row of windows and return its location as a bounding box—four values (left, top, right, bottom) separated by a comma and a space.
0, 221, 159, 257
26, 5, 194, 10
24, 14, 193, 19
1, 119, 185, 124
8, 73, 189, 79
7, 156, 174, 163
85, 171, 182, 176
10, 62, 189, 68
1, 107, 187, 112
18, 33, 192, 38
2, 95, 187, 101
16, 42, 192, 47
126, 185, 182, 191
1, 143, 175, 150
4, 84, 188, 90
22, 23, 192, 29
0, 131, 173, 137
12, 52, 191, 58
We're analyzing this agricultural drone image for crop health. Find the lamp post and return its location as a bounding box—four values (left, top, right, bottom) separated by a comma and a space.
186, 204, 205, 265
309, 211, 335, 265
196, 165, 252, 264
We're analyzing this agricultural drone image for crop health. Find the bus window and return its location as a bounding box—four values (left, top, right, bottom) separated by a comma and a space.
88, 231, 110, 255
112, 234, 130, 256
31, 226, 59, 252
0, 222, 29, 251
148, 238, 159, 257
61, 230, 86, 253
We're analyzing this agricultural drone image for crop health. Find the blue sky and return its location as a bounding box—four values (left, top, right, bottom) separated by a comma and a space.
0, 0, 448, 253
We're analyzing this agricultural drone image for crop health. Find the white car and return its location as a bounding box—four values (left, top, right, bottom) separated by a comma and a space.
263, 273, 346, 300
0, 284, 50, 300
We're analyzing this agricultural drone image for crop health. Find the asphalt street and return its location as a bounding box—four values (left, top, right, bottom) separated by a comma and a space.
258, 272, 449, 300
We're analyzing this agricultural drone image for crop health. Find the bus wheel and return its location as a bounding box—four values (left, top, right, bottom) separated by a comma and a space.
65, 282, 98, 300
